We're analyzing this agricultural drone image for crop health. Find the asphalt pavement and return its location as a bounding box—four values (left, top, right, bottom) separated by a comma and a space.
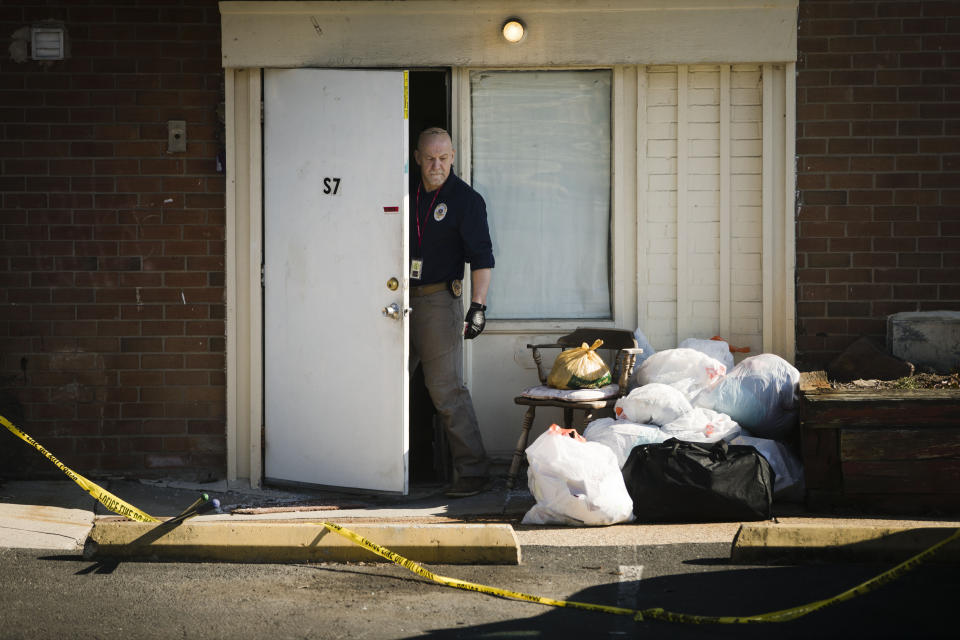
1, 542, 955, 639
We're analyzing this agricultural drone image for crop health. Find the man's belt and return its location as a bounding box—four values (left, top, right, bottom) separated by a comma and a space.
410, 280, 462, 297
410, 282, 448, 297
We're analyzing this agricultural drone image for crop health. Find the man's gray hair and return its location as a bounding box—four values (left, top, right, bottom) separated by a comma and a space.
417, 127, 452, 150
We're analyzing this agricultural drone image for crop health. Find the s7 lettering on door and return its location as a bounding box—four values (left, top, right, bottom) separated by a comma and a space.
323, 177, 341, 194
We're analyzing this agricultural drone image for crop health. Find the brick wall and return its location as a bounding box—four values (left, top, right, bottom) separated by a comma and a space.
796, 0, 960, 370
0, 1, 226, 479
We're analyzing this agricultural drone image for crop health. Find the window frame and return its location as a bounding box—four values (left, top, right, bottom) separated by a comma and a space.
452, 65, 634, 334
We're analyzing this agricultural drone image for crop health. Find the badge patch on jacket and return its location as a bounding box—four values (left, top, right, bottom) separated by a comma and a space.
433, 203, 447, 221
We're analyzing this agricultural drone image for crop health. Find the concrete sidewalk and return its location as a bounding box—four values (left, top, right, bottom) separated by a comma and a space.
2, 478, 958, 564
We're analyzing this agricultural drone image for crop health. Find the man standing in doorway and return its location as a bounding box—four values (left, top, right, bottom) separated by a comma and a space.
410, 127, 494, 498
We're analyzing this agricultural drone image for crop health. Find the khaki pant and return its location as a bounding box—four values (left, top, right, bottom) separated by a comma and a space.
409, 289, 488, 478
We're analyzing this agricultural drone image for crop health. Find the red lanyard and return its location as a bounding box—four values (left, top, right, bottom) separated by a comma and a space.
415, 183, 440, 250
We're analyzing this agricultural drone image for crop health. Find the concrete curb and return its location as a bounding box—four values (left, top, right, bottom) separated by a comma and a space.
731, 523, 960, 564
85, 520, 521, 565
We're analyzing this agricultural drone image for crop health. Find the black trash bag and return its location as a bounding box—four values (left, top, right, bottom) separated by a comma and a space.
622, 438, 774, 523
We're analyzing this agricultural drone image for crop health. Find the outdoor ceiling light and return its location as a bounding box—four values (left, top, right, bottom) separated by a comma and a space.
502, 18, 525, 44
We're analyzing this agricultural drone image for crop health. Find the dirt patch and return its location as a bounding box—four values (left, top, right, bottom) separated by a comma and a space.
829, 372, 960, 391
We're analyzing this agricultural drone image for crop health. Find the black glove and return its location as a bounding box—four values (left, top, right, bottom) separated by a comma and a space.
464, 302, 486, 340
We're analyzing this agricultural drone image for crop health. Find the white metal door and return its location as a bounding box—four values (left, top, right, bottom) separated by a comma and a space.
263, 69, 409, 492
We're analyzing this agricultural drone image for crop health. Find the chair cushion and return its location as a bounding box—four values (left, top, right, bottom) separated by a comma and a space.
520, 384, 620, 402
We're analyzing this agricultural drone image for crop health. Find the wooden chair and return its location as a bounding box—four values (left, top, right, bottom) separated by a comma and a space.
506, 327, 642, 489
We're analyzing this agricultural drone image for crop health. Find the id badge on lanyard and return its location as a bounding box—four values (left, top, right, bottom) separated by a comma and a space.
412, 183, 440, 281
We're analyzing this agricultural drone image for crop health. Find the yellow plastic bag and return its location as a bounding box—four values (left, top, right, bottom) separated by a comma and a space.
547, 339, 612, 390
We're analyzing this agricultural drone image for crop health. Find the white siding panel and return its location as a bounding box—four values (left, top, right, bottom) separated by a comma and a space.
730, 65, 763, 353
635, 62, 790, 359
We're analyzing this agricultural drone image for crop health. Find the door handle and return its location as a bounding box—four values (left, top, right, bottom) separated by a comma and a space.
382, 303, 411, 320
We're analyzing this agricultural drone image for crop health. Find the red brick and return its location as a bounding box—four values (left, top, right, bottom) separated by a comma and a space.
920, 268, 960, 283
876, 269, 919, 283
77, 305, 120, 320
166, 371, 208, 386
164, 241, 207, 256
72, 177, 116, 192
803, 191, 848, 205
828, 173, 872, 188
142, 321, 185, 336
847, 284, 893, 300
122, 403, 166, 419
186, 257, 224, 271
119, 273, 161, 288
853, 252, 898, 267
165, 338, 207, 353
894, 190, 939, 205
801, 156, 850, 172
808, 252, 851, 268
141, 354, 184, 369
893, 221, 940, 235
95, 226, 139, 241
827, 302, 872, 316
99, 256, 141, 272
96, 289, 138, 304
849, 190, 894, 205
185, 321, 223, 336
849, 156, 896, 171
164, 304, 208, 320
34, 306, 78, 321
185, 354, 223, 369
120, 304, 164, 320
114, 141, 164, 156
839, 122, 890, 141
827, 268, 873, 283
97, 321, 142, 337
143, 257, 186, 271
893, 284, 938, 300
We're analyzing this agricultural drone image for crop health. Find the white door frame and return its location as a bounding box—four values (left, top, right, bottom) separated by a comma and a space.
221, 1, 798, 487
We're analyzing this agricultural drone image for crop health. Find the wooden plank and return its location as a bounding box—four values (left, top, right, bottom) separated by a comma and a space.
842, 460, 960, 494
801, 393, 960, 428
247, 69, 263, 489
636, 66, 649, 335
782, 61, 797, 361
760, 63, 773, 354
225, 68, 239, 484
719, 64, 731, 340
799, 370, 829, 392
841, 428, 960, 462
676, 64, 689, 342
837, 493, 960, 514
800, 426, 841, 491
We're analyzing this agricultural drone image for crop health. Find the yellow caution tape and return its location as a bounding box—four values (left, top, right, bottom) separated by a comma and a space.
1, 414, 159, 523
320, 521, 960, 624
5, 407, 956, 618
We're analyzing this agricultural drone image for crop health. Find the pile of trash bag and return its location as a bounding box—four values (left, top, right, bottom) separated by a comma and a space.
522, 332, 805, 526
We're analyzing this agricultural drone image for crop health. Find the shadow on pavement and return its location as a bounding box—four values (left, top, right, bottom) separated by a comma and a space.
412, 562, 955, 639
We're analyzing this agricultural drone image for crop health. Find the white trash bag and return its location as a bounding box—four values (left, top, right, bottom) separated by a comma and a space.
678, 337, 734, 372
583, 417, 670, 468
522, 424, 635, 526
660, 407, 741, 444
729, 433, 805, 500
614, 383, 692, 426
694, 353, 800, 440
632, 348, 727, 400
632, 327, 657, 368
